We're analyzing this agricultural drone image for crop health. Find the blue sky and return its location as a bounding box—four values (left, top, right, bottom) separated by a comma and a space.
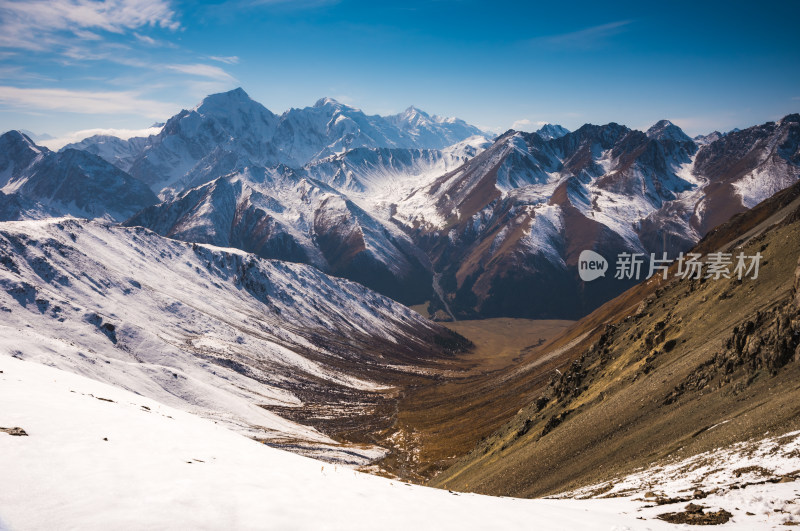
0, 0, 798, 142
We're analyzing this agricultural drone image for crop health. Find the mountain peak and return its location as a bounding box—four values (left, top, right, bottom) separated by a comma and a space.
195, 88, 256, 113
403, 106, 429, 117
188, 87, 278, 134
314, 97, 342, 108
646, 119, 692, 143
204, 87, 250, 102
1, 130, 46, 154
535, 123, 570, 140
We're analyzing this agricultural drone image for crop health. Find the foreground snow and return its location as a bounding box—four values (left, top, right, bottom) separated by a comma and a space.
0, 356, 684, 531
561, 429, 800, 527
3, 357, 798, 530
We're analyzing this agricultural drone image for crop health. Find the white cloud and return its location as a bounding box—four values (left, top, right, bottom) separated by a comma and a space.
0, 86, 175, 119
165, 63, 236, 82
530, 20, 632, 49
41, 125, 165, 150
0, 0, 180, 51
511, 118, 531, 130
209, 56, 239, 65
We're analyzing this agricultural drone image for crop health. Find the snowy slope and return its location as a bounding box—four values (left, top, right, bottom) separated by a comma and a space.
0, 356, 679, 531
561, 430, 800, 528
124, 167, 435, 304
3, 356, 796, 530
0, 218, 455, 462
303, 135, 489, 196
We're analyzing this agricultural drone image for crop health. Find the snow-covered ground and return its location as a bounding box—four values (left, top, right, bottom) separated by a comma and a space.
3, 356, 799, 530
0, 356, 655, 531
560, 430, 800, 528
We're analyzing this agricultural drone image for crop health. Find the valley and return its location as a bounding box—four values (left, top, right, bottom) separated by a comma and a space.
432, 180, 800, 498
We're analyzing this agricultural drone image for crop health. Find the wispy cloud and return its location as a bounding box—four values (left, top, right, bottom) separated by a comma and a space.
0, 0, 180, 52
530, 20, 632, 49
165, 63, 237, 82
209, 55, 240, 65
244, 0, 340, 7
0, 86, 175, 118
0, 66, 56, 82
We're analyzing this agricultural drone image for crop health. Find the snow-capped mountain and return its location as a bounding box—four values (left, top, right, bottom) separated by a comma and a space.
0, 218, 461, 462
123, 166, 433, 304
66, 88, 489, 198
35, 90, 800, 319
65, 133, 156, 173
17, 129, 54, 142
386, 115, 799, 318
0, 131, 157, 222
303, 135, 490, 203
693, 114, 800, 225
693, 126, 747, 146
535, 123, 570, 140
693, 131, 725, 146
646, 119, 694, 143
385, 105, 489, 149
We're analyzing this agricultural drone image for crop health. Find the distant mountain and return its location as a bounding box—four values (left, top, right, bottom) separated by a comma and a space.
64, 134, 154, 174
535, 123, 570, 140
124, 166, 433, 304
0, 131, 157, 222
385, 106, 488, 149
42, 91, 800, 319
303, 135, 490, 196
645, 119, 693, 143
693, 126, 744, 146
18, 129, 54, 142
387, 116, 799, 318
692, 114, 800, 230
66, 88, 489, 198
693, 130, 724, 146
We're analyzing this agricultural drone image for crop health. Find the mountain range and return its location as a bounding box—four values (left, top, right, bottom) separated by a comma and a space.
2, 88, 798, 318
3, 88, 800, 526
